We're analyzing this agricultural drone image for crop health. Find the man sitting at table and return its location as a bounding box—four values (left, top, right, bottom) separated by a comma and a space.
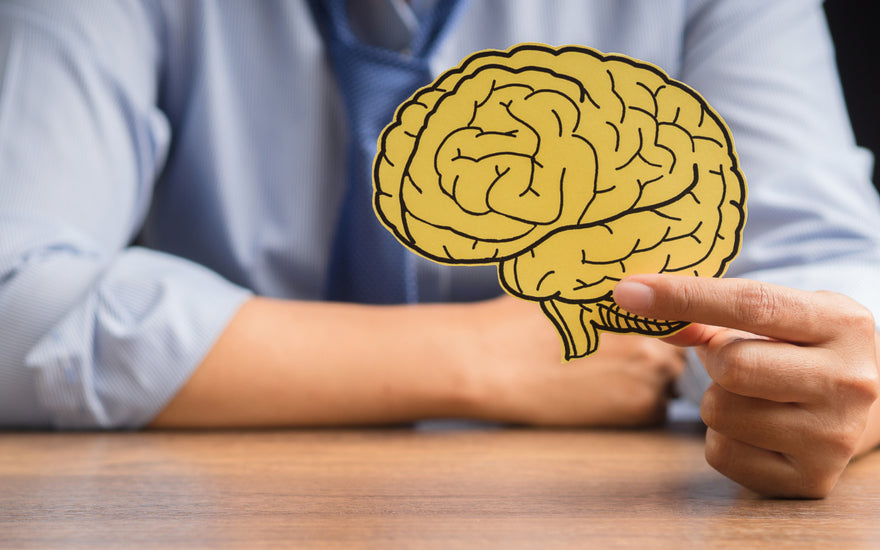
1, 0, 879, 498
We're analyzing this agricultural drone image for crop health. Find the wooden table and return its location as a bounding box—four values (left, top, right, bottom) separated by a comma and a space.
2, 422, 880, 549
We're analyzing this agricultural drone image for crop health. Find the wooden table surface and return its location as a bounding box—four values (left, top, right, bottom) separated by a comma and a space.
2, 422, 880, 549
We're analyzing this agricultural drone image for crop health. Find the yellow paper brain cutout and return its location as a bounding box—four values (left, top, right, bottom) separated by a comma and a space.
374, 44, 747, 360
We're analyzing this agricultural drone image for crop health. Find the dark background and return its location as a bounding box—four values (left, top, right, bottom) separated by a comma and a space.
824, 1, 880, 191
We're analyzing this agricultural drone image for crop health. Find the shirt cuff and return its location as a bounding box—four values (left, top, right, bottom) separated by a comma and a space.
21, 247, 252, 429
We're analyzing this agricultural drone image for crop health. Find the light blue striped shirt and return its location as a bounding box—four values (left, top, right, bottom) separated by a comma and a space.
3, 0, 880, 428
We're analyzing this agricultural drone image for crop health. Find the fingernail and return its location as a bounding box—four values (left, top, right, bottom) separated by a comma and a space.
613, 281, 655, 313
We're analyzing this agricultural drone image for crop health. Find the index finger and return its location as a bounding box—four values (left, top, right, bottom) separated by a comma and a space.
612, 274, 827, 344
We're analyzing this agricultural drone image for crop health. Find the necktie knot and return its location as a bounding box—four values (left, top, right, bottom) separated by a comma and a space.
331, 47, 432, 141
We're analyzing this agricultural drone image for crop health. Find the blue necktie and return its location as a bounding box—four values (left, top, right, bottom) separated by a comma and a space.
308, 0, 463, 304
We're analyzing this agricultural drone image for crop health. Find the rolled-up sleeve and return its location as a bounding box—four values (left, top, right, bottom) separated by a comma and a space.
675, 0, 880, 403
0, 1, 251, 428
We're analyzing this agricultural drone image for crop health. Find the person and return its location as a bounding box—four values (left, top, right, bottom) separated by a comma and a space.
1, 0, 879, 499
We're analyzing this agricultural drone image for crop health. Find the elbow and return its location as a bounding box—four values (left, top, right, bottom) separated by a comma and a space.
0, 237, 107, 429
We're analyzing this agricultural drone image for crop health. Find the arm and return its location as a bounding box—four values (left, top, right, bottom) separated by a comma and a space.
0, 1, 249, 428
672, 0, 880, 403
615, 274, 880, 498
151, 294, 685, 428
151, 298, 483, 427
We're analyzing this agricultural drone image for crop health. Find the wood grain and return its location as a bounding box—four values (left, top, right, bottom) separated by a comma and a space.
2, 423, 880, 549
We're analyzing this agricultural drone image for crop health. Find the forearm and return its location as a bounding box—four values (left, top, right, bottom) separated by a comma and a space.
148, 297, 483, 428
149, 295, 690, 429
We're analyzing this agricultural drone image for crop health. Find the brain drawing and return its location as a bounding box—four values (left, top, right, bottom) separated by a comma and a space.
374, 44, 747, 360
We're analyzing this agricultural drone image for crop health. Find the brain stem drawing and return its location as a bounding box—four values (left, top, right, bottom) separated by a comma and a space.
374, 44, 747, 361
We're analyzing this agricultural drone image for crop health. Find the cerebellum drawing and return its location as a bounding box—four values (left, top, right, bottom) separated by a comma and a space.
373, 43, 747, 360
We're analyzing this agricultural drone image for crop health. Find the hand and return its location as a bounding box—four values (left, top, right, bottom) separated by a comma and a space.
463, 295, 686, 427
613, 274, 880, 498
